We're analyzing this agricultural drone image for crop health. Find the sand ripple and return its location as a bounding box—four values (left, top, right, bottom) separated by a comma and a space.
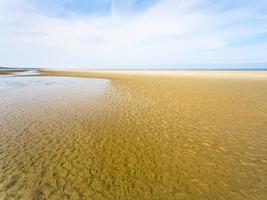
0, 74, 267, 199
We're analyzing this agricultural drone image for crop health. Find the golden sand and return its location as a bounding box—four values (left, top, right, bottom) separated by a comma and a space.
0, 69, 27, 75
0, 70, 267, 199
40, 69, 267, 79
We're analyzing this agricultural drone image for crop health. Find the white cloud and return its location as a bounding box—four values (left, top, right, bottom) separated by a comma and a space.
0, 0, 267, 68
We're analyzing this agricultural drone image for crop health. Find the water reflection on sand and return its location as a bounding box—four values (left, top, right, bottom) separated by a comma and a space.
0, 75, 108, 93
0, 73, 267, 200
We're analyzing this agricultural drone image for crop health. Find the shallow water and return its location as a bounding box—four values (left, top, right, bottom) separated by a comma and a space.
0, 74, 267, 200
12, 70, 40, 76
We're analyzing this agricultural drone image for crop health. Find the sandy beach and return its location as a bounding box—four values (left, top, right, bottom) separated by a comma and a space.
0, 70, 267, 199
41, 69, 267, 79
0, 69, 28, 75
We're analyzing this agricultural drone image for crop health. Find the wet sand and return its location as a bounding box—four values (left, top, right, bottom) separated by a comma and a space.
0, 69, 28, 75
1, 70, 267, 199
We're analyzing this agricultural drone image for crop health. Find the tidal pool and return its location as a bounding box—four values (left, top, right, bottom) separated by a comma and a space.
0, 73, 267, 200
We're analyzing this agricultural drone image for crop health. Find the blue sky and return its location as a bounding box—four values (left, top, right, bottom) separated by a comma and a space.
0, 0, 267, 68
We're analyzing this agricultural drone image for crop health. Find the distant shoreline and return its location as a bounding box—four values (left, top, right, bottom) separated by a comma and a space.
0, 69, 28, 75
2, 68, 267, 80
37, 69, 267, 80
1, 66, 267, 71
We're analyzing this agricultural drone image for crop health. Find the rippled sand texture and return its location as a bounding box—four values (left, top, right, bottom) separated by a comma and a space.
1, 72, 267, 200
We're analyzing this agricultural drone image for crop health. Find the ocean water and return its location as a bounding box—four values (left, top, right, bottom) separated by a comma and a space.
0, 73, 267, 199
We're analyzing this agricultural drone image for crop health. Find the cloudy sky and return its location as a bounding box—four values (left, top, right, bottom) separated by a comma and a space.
0, 0, 267, 68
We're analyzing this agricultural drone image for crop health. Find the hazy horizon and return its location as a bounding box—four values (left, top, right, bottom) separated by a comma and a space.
1, 63, 267, 70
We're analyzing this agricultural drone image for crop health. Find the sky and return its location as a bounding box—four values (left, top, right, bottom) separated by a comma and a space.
0, 0, 267, 69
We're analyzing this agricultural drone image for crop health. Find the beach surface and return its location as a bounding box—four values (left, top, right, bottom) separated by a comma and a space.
0, 70, 267, 199
41, 69, 267, 79
0, 69, 28, 75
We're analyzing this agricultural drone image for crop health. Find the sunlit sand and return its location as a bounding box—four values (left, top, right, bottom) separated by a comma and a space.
0, 70, 267, 199
0, 69, 27, 75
